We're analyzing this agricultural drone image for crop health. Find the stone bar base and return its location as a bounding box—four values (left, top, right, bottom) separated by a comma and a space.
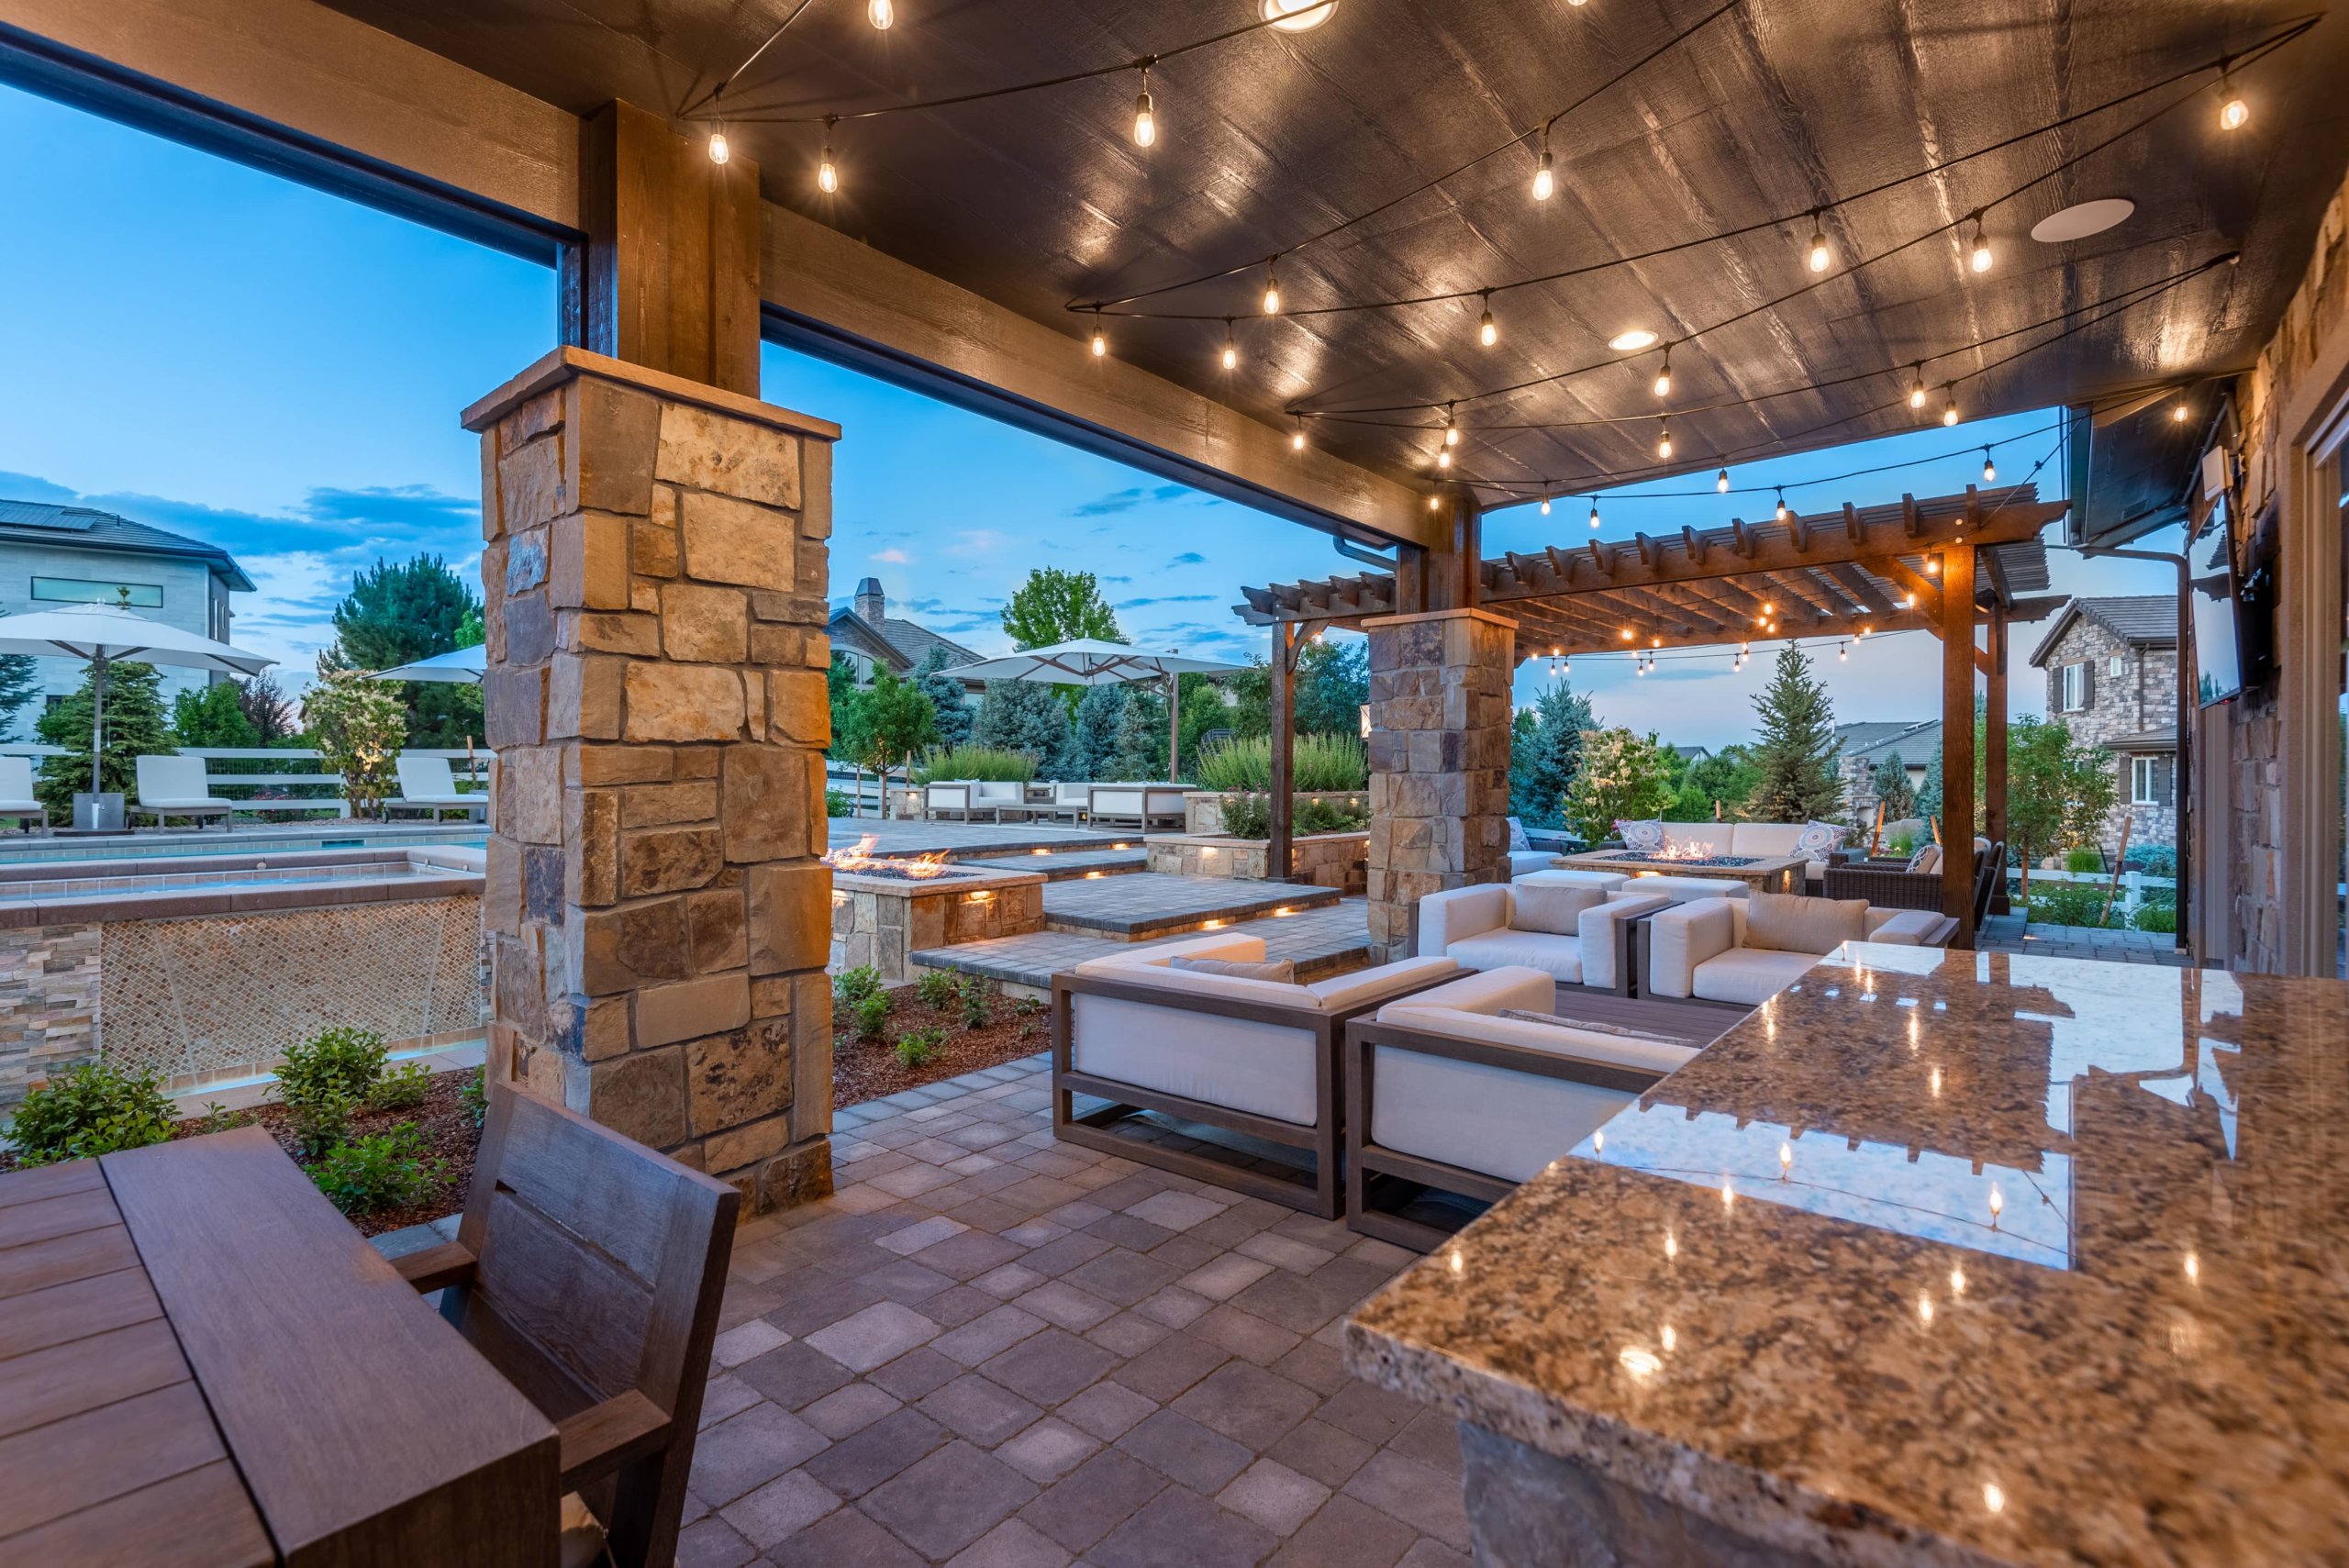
1363, 607, 1516, 962
1460, 1425, 1831, 1568
467, 347, 841, 1214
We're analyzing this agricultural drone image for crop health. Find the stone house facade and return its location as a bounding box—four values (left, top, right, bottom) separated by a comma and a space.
2028, 596, 2180, 852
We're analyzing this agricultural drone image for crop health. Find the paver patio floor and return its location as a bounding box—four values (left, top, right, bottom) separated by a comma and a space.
683, 1053, 1468, 1568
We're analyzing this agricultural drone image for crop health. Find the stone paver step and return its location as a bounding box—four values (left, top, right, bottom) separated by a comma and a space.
1041, 873, 1341, 940
914, 899, 1372, 990
961, 848, 1151, 883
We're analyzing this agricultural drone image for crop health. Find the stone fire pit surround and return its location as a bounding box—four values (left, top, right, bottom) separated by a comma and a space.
829, 862, 1045, 982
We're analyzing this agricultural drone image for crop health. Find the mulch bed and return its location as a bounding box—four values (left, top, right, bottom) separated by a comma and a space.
834, 980, 1051, 1108
172, 1069, 483, 1239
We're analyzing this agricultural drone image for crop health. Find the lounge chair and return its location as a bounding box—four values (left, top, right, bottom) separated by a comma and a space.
0, 756, 47, 832
1417, 879, 1675, 992
131, 754, 234, 828
1823, 838, 2000, 915
387, 754, 487, 821
1044, 781, 1095, 821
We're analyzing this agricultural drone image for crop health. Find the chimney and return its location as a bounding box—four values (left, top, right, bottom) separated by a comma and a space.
854, 576, 885, 626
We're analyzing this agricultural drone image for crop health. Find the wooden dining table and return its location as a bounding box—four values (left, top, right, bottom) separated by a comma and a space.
0, 1125, 559, 1567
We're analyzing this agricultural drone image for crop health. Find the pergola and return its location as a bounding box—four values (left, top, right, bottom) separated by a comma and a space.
1240, 484, 2070, 945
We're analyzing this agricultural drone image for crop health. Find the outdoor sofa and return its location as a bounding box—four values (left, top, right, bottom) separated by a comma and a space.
131, 754, 235, 828
1618, 819, 1850, 882
0, 757, 47, 831
1052, 932, 1455, 1216
923, 780, 1030, 821
1645, 891, 1954, 1006
1826, 837, 2006, 924
1084, 783, 1188, 829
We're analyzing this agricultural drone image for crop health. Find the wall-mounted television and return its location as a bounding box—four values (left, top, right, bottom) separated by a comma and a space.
2190, 503, 2277, 707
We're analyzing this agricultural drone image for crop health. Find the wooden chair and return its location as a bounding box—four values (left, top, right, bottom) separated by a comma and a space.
394, 1085, 740, 1568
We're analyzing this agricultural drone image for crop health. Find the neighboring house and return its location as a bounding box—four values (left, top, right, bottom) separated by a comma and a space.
1832, 718, 1942, 824
0, 500, 254, 740
828, 578, 984, 689
2027, 595, 2180, 851
1670, 743, 1712, 767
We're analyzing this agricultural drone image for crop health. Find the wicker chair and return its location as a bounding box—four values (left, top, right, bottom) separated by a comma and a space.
1824, 840, 2006, 919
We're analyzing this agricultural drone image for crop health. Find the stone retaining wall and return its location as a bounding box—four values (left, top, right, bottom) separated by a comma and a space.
1144, 832, 1369, 894
1181, 790, 1369, 837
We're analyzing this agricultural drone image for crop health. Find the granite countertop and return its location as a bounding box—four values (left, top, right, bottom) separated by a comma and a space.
1346, 944, 2349, 1567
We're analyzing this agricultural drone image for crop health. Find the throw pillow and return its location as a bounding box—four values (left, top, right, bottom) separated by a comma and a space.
1510, 882, 1605, 935
1507, 816, 1532, 851
1792, 819, 1849, 859
1742, 892, 1869, 954
1906, 844, 1943, 874
1497, 1009, 1690, 1046
1615, 818, 1667, 853
1167, 955, 1298, 984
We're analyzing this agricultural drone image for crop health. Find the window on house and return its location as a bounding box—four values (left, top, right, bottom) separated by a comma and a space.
2131, 755, 2173, 806
2058, 662, 2088, 712
32, 577, 162, 607
2110, 652, 2126, 678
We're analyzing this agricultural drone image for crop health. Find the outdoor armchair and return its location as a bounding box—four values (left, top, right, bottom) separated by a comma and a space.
0, 756, 48, 831
387, 754, 486, 821
1085, 783, 1188, 828
1823, 838, 1999, 915
1645, 895, 1952, 1006
131, 753, 233, 828
1052, 932, 1456, 1215
1344, 966, 1706, 1249
1418, 878, 1672, 992
923, 780, 1028, 821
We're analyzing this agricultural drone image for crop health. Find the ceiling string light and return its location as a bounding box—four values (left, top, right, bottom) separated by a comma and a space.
1443, 404, 1461, 447
1588, 499, 1602, 529
1290, 415, 1307, 450
1909, 364, 1929, 410
1262, 257, 1283, 316
1981, 447, 1997, 484
1805, 209, 1831, 273
1478, 291, 1499, 348
817, 116, 841, 193
1531, 128, 1556, 202
1655, 418, 1674, 461
1540, 497, 1553, 516
1967, 211, 1995, 273
1942, 387, 1960, 427
1220, 318, 1238, 370
1774, 488, 1788, 523
1090, 309, 1108, 357
2217, 59, 2249, 129
1131, 62, 1157, 147
707, 84, 732, 164
867, 0, 895, 29
1653, 345, 1673, 400
1716, 468, 1731, 494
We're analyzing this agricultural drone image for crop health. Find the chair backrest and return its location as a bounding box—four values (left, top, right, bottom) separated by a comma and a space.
974, 780, 1025, 804
396, 754, 459, 798
927, 783, 972, 807
1972, 840, 2006, 925
135, 752, 207, 800
1055, 781, 1093, 805
0, 754, 33, 802
445, 1086, 739, 1556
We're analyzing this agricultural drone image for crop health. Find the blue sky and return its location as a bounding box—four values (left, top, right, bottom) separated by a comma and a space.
0, 83, 2178, 747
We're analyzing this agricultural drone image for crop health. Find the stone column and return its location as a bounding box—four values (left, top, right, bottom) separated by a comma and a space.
1363, 607, 1516, 962
464, 347, 840, 1213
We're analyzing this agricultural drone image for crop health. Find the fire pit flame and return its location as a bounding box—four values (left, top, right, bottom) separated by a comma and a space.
823, 835, 959, 880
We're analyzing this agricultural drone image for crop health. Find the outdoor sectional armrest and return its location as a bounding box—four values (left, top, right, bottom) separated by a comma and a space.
390, 1239, 476, 1293
1645, 901, 1736, 999
1862, 910, 1947, 946
1575, 894, 1673, 992
1304, 956, 1458, 1012
1416, 884, 1510, 953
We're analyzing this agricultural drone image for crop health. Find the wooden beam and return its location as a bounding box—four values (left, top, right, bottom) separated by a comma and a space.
1984, 606, 2010, 917
1870, 557, 1943, 620
1822, 562, 1897, 618
1940, 545, 1978, 946
1268, 625, 1296, 884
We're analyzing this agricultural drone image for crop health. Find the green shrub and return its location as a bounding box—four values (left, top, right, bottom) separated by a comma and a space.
6, 1062, 175, 1165
1295, 797, 1369, 835
2027, 883, 2117, 929
826, 787, 852, 817
2064, 846, 2105, 874
912, 744, 1037, 785
1886, 829, 1917, 856
834, 967, 883, 1008
274, 1027, 389, 1157
371, 1061, 431, 1111
852, 991, 891, 1045
1194, 734, 1368, 793
1219, 791, 1270, 839
959, 974, 996, 1030
1195, 738, 1272, 792
894, 1028, 946, 1069
1214, 792, 1368, 840
197, 1101, 250, 1135
915, 970, 962, 1010
308, 1123, 448, 1216
458, 1065, 488, 1129
2132, 903, 2177, 934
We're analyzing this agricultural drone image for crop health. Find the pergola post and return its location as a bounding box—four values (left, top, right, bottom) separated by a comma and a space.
1268, 624, 1297, 884
1984, 604, 2010, 916
1940, 545, 1978, 945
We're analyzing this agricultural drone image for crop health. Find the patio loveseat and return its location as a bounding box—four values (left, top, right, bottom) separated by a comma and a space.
1418, 877, 1675, 991
1051, 933, 1455, 1215
1645, 891, 1954, 1006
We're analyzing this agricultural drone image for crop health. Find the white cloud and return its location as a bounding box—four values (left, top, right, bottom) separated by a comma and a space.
871, 547, 912, 564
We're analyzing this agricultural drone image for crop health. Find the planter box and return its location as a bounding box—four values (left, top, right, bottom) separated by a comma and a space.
1145, 831, 1369, 894
1183, 789, 1370, 836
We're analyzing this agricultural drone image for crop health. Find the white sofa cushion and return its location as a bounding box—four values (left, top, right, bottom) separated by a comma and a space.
1692, 947, 1820, 1006
1514, 869, 1627, 892
1728, 822, 1806, 858
1377, 965, 1554, 1022
1510, 882, 1606, 935
1372, 1046, 1639, 1184
1446, 929, 1585, 983
1418, 884, 1510, 953
1071, 995, 1320, 1124
1622, 874, 1749, 900
1507, 850, 1556, 878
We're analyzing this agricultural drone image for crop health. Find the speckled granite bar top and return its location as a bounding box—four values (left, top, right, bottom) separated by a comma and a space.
1346, 944, 2349, 1567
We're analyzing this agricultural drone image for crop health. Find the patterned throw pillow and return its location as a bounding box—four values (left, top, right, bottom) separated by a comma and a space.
1906, 844, 1942, 874
1792, 819, 1848, 859
1507, 816, 1532, 851
1615, 818, 1667, 853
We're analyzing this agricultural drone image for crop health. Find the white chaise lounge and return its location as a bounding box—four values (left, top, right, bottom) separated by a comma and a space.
1344, 965, 1709, 1248
131, 754, 234, 829
1052, 933, 1456, 1215
0, 757, 47, 832
1417, 879, 1674, 992
387, 755, 486, 821
1645, 892, 1953, 1006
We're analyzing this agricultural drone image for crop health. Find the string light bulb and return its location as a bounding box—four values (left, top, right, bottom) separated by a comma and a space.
1716, 468, 1731, 494
2173, 403, 2190, 423
818, 117, 841, 194
1531, 128, 1555, 202
1775, 489, 1788, 523
1653, 345, 1672, 400
1435, 446, 1452, 470
1262, 257, 1282, 316
1478, 291, 1497, 348
1839, 639, 1848, 661
707, 86, 731, 165
867, 0, 894, 27
1290, 417, 1306, 452
1981, 448, 1997, 484
1443, 404, 1460, 447
1089, 310, 1108, 358
2218, 62, 2248, 129
1942, 387, 1960, 427
1540, 497, 1552, 517
1909, 364, 1928, 410
1655, 418, 1672, 461
1967, 212, 1994, 273
1131, 65, 1156, 148
1588, 500, 1601, 529
1220, 319, 1238, 371
1806, 209, 1831, 273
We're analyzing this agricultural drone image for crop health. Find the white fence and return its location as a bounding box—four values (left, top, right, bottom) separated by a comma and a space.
825, 762, 903, 816
2006, 865, 2176, 916
0, 745, 494, 819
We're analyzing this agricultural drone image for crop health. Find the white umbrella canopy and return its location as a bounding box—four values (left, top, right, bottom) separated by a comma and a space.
373, 644, 485, 684
0, 603, 275, 788
951, 639, 1242, 781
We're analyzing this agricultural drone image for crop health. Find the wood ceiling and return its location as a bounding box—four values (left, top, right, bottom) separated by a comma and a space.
320, 0, 2349, 523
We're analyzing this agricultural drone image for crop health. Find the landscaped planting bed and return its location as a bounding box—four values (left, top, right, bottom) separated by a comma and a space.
832, 966, 1050, 1107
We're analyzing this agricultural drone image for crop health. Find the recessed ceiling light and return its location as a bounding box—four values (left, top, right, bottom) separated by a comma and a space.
1261, 0, 1336, 30
2031, 198, 2135, 244
1608, 328, 1660, 351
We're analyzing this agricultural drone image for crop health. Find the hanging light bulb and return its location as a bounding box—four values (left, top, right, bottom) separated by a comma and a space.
2173, 403, 2190, 423
1220, 319, 1238, 372
1981, 447, 1997, 484
2218, 62, 2248, 130
1942, 387, 1960, 427
707, 86, 732, 165
1428, 494, 1442, 511
1562, 655, 1570, 674
1131, 66, 1156, 148
818, 117, 841, 194
1909, 363, 1928, 410
1806, 209, 1831, 273
1839, 639, 1848, 661
1655, 419, 1672, 462
1531, 128, 1555, 202
1262, 257, 1282, 316
1967, 212, 1993, 273
1290, 417, 1306, 452
1443, 404, 1460, 447
1090, 310, 1108, 358
1775, 489, 1788, 523
868, 0, 895, 28
1540, 497, 1552, 517
1715, 468, 1731, 495
1478, 291, 1497, 349
1588, 500, 1601, 529
1436, 446, 1453, 470
1653, 344, 1672, 400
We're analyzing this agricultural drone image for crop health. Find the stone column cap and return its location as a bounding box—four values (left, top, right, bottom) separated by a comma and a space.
1360, 606, 1520, 631
462, 345, 841, 442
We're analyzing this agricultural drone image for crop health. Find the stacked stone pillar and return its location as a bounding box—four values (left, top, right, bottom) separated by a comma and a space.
1364, 607, 1517, 962
464, 347, 839, 1212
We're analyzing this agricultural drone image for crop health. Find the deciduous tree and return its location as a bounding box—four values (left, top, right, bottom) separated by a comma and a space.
1560, 727, 1676, 844
1000, 567, 1121, 651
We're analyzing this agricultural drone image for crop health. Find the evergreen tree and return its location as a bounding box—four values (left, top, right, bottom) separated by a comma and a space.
827, 654, 860, 760
972, 679, 1071, 770
913, 648, 973, 748
37, 662, 174, 817
1000, 567, 1121, 650
0, 654, 39, 741
1743, 644, 1843, 823
171, 683, 260, 748
1105, 685, 1168, 780
1509, 680, 1596, 829
1175, 675, 1230, 778
319, 555, 484, 747
1067, 685, 1128, 781
1868, 751, 1918, 820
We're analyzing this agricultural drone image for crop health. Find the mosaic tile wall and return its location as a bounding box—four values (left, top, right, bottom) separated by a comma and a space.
0, 923, 100, 1109
99, 897, 487, 1089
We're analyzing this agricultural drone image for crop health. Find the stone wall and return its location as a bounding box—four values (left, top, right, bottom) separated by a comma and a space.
1144, 832, 1368, 893
468, 348, 841, 1213
830, 872, 1045, 983
1364, 608, 1516, 962
0, 923, 98, 1108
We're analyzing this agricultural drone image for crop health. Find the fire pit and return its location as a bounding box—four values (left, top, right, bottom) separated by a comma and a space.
826, 838, 1045, 982
1549, 847, 1809, 895
823, 836, 977, 882
1591, 851, 1764, 868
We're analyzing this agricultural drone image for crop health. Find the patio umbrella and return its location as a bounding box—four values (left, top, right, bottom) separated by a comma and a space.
948, 639, 1241, 778
0, 603, 274, 790
373, 644, 485, 683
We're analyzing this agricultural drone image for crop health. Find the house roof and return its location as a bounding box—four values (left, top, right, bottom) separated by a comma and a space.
2026, 596, 2178, 668
826, 606, 984, 677
2103, 726, 2178, 752
0, 500, 255, 592
1833, 719, 1942, 765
